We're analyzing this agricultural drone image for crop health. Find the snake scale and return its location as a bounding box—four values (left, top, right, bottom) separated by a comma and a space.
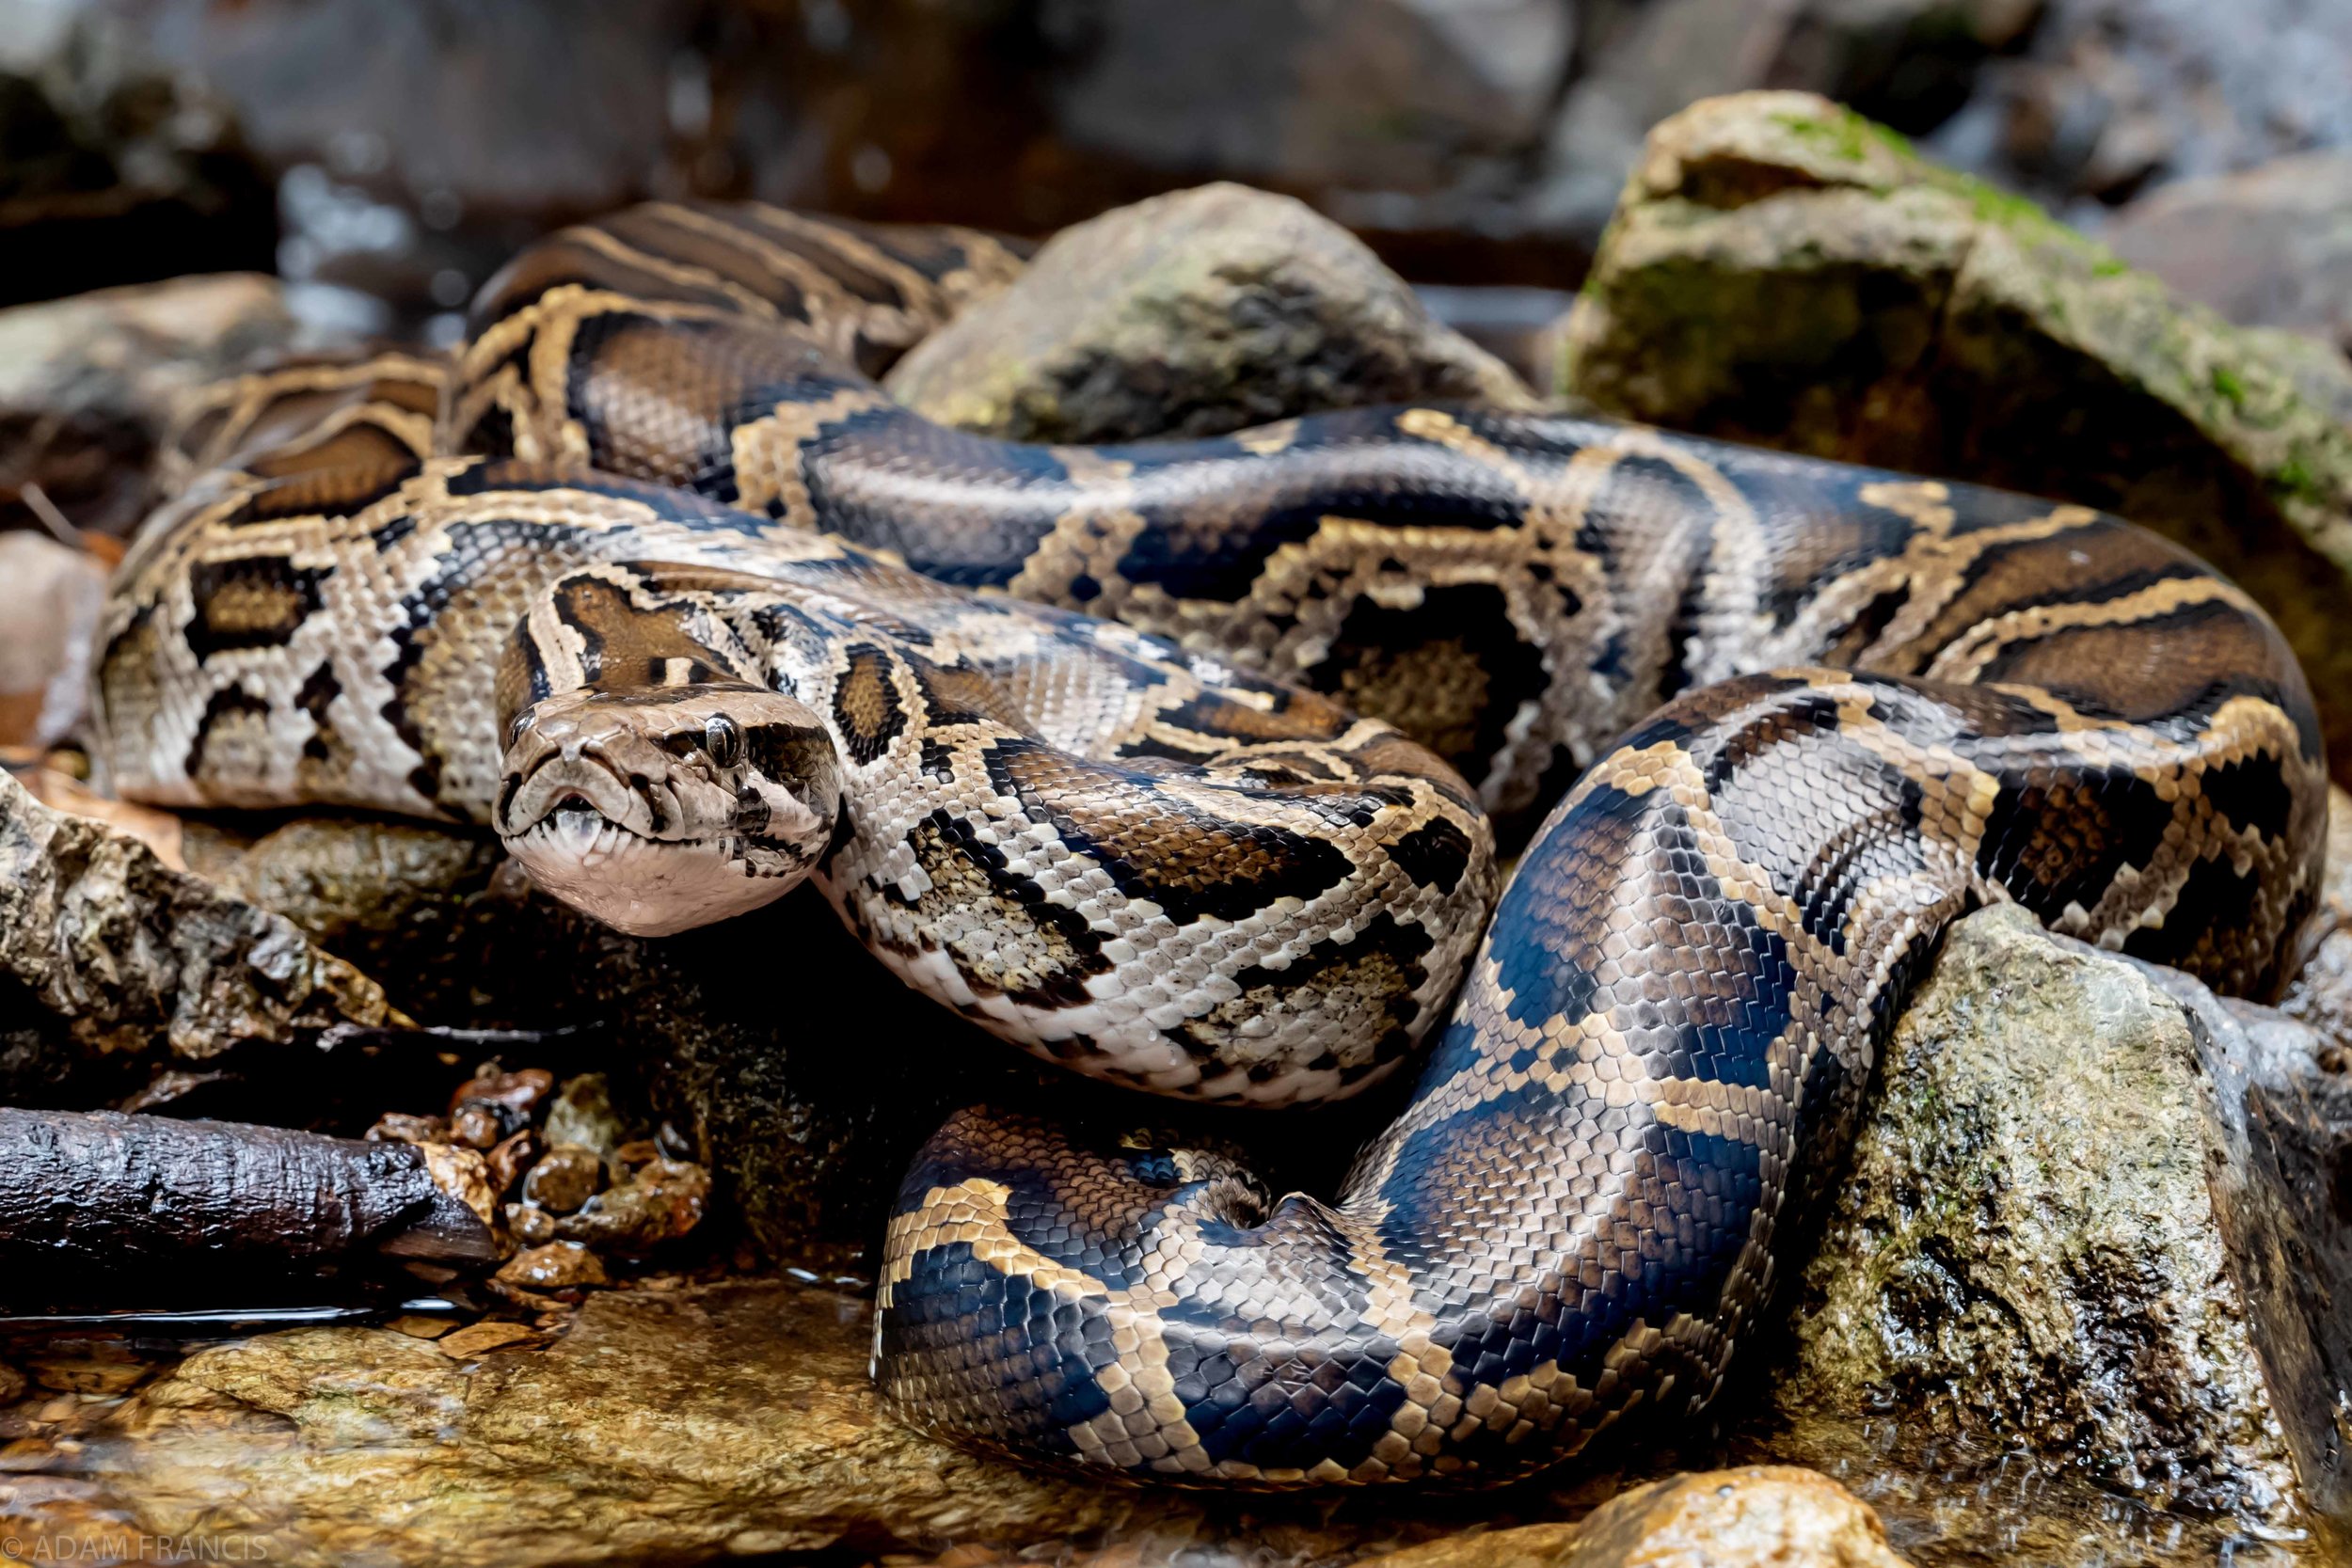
91, 201, 2326, 1487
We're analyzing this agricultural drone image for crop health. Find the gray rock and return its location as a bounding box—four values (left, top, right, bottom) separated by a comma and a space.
1558, 91, 2352, 783
1773, 904, 2300, 1524
0, 273, 308, 539
2104, 151, 2352, 355
0, 768, 394, 1104
1044, 0, 1573, 196
2144, 957, 2352, 1524
1937, 0, 2352, 210
1530, 0, 2039, 248
194, 814, 512, 1027
884, 182, 1538, 444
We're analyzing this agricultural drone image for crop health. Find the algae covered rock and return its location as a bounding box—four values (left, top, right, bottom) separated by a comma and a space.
1559, 90, 2352, 778
885, 182, 1539, 443
1772, 904, 2299, 1524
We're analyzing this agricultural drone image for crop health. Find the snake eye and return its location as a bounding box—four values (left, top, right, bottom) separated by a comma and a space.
703, 712, 743, 768
505, 710, 535, 749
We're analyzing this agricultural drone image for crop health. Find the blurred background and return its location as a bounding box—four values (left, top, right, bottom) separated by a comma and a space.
2, 0, 2346, 349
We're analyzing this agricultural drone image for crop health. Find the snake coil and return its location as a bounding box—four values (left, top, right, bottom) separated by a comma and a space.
93, 201, 2325, 1486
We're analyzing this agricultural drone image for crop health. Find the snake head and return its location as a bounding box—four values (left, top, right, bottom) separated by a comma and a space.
493, 681, 842, 937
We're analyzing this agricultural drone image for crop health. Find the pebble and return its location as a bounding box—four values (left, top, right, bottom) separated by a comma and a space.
496, 1242, 611, 1291
486, 1128, 543, 1196
437, 1322, 548, 1360
553, 1158, 709, 1255
520, 1144, 605, 1213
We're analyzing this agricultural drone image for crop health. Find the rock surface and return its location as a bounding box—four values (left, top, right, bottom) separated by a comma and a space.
1044, 0, 1574, 197
2104, 150, 2352, 355
0, 768, 393, 1105
151, 807, 1039, 1273
0, 272, 307, 538
1356, 1466, 1913, 1568
73, 1282, 1249, 1564
0, 531, 107, 747
1559, 90, 2352, 780
1771, 904, 2299, 1524
885, 182, 1538, 443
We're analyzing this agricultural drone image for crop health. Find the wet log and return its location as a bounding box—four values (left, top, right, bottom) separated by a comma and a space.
0, 1109, 499, 1306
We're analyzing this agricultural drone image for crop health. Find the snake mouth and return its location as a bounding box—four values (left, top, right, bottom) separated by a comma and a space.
502, 807, 789, 937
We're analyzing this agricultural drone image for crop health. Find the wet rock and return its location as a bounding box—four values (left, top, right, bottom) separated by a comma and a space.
520, 1145, 605, 1215
1359, 1466, 1911, 1568
432, 1321, 547, 1361
366, 1112, 446, 1146
540, 1073, 626, 1159
2104, 151, 2352, 355
447, 1103, 502, 1150
548, 1158, 708, 1257
0, 767, 394, 1105
1558, 91, 2352, 781
504, 1203, 557, 1247
448, 1065, 554, 1140
484, 1128, 541, 1198
0, 531, 106, 748
2149, 959, 2352, 1524
495, 1243, 608, 1293
0, 273, 306, 539
106, 1281, 1210, 1562
885, 182, 1537, 444
1772, 904, 2299, 1523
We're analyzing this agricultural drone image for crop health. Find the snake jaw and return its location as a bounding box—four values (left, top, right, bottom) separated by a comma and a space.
495, 684, 842, 936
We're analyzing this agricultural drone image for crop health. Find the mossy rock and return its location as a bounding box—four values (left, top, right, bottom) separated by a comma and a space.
1562, 91, 2352, 782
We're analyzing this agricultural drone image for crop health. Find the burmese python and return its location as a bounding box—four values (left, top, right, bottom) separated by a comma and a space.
90, 201, 2327, 1487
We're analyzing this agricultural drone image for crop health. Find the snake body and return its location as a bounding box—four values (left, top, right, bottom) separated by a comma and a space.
92, 202, 2327, 1485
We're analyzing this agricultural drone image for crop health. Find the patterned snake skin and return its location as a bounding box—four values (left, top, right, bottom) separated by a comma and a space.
92, 202, 2327, 1487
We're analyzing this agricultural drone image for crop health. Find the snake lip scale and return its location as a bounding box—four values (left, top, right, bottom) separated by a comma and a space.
93, 200, 2328, 1489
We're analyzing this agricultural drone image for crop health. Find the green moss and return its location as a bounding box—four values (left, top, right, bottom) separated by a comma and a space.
1771, 106, 1876, 164
2210, 364, 2249, 409
1958, 176, 2052, 231
2276, 454, 2328, 506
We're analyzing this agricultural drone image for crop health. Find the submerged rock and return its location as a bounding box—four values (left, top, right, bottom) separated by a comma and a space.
1558, 90, 2352, 779
1772, 905, 2301, 1525
885, 182, 1538, 443
103, 1281, 1202, 1563
0, 768, 394, 1105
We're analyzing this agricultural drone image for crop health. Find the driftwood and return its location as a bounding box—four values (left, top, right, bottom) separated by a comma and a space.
0, 1108, 498, 1306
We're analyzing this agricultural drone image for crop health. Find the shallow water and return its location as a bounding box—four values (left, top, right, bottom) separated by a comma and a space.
0, 1277, 2336, 1568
